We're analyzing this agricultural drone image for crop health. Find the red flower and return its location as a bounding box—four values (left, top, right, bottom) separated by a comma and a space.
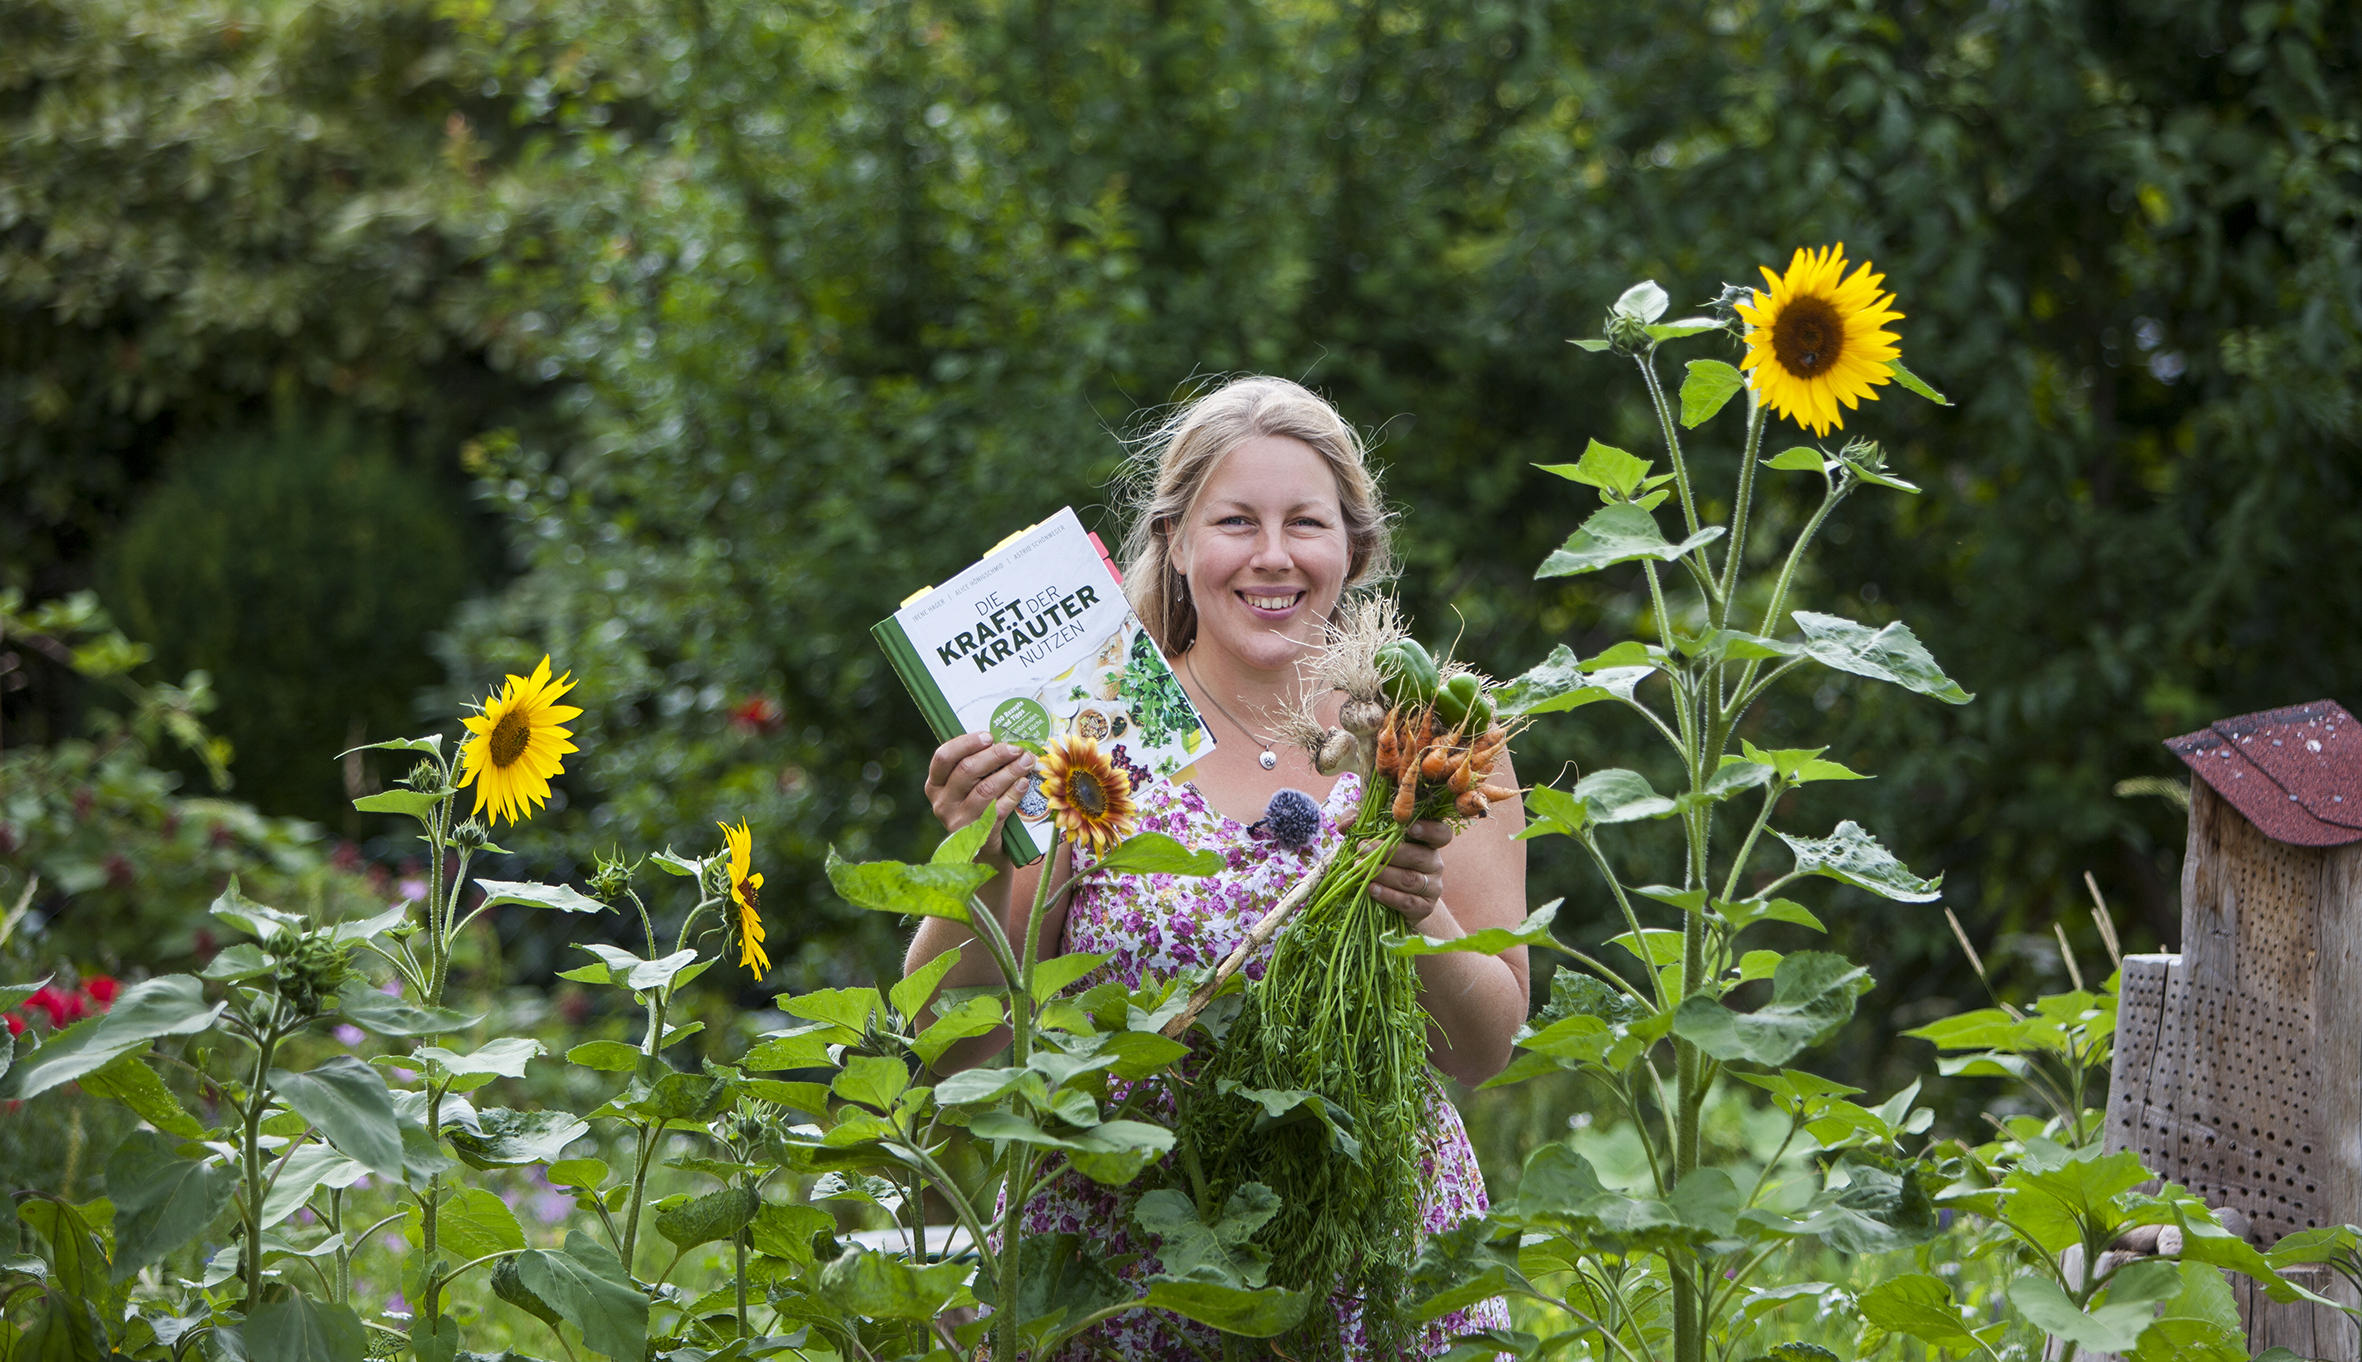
84, 976, 119, 1008
104, 853, 135, 889
24, 987, 71, 1028
730, 693, 785, 735
6, 1013, 23, 1036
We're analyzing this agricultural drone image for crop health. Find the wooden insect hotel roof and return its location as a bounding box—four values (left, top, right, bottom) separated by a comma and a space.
2166, 699, 2362, 846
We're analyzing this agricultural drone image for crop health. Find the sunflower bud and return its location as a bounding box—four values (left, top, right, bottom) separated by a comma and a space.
401, 760, 448, 794
587, 850, 635, 903
452, 818, 490, 851
269, 929, 355, 1019
1604, 307, 1653, 355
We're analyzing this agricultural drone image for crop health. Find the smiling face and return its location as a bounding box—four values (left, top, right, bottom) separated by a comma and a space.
1173, 434, 1351, 672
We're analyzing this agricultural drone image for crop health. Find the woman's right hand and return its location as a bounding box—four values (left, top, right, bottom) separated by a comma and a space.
925, 733, 1036, 859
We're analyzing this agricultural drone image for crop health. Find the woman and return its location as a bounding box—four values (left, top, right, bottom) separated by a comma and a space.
905, 376, 1528, 1358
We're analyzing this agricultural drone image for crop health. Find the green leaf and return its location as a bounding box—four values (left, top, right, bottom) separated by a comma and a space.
1858, 1274, 1977, 1349
832, 1055, 911, 1112
816, 1246, 969, 1321
1646, 316, 1723, 340
545, 1158, 608, 1189
209, 878, 310, 939
199, 942, 274, 982
1390, 899, 1566, 958
781, 986, 882, 1037
328, 904, 410, 944
247, 1293, 368, 1362
333, 986, 484, 1038
931, 816, 994, 866
1141, 1279, 1311, 1338
1031, 952, 1113, 1003
1671, 952, 1871, 1066
513, 1232, 648, 1360
1492, 645, 1607, 719
1214, 1081, 1363, 1162
1612, 279, 1669, 323
1568, 337, 1610, 352
1717, 897, 1826, 934
1537, 504, 1725, 578
1998, 1144, 2154, 1253
473, 879, 607, 915
2008, 1273, 2154, 1352
1887, 359, 1949, 404
260, 1144, 367, 1229
748, 1202, 834, 1266
1775, 821, 1942, 902
105, 1131, 234, 1281
414, 1036, 543, 1081
648, 849, 704, 877
1764, 446, 1826, 472
403, 1186, 525, 1266
1537, 440, 1654, 499
741, 1026, 837, 1070
1574, 768, 1679, 824
5, 976, 223, 1100
913, 996, 1004, 1067
566, 943, 700, 992
270, 1056, 404, 1181
969, 1112, 1176, 1185
79, 1052, 204, 1138
1133, 1185, 1279, 1289
1740, 739, 1869, 784
447, 1107, 588, 1169
352, 789, 443, 820
565, 1041, 643, 1073
1680, 360, 1745, 428
1093, 832, 1222, 877
1790, 612, 1973, 705
18, 1199, 106, 1301
826, 846, 992, 922
891, 946, 961, 1023
656, 1186, 760, 1251
971, 1230, 1133, 1340
337, 735, 445, 760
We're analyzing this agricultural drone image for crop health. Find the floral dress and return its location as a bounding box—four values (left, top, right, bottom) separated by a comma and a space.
1015, 770, 1509, 1359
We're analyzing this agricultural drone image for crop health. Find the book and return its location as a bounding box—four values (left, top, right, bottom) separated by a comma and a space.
872, 506, 1216, 865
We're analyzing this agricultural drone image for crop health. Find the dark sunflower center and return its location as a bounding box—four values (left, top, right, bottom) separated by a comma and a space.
1069, 770, 1109, 818
738, 879, 759, 914
1771, 295, 1845, 379
487, 711, 532, 768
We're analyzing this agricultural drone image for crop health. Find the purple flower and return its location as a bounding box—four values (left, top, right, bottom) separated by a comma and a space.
334, 1024, 365, 1047
397, 877, 429, 903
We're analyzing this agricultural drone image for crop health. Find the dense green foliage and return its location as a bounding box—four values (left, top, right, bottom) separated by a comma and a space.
101, 416, 479, 824
4, 0, 2357, 1074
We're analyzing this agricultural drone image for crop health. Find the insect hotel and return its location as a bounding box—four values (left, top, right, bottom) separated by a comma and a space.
2106, 699, 2362, 1357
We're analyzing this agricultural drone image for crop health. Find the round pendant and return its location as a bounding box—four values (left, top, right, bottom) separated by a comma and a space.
1259, 749, 1278, 770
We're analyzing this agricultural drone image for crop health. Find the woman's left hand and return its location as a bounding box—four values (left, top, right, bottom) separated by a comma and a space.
1371, 819, 1454, 929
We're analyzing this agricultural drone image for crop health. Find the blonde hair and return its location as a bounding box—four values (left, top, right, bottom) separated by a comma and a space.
1118, 376, 1394, 653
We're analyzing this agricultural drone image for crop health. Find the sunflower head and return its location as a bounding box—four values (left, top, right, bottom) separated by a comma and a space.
1736, 244, 1904, 437
1039, 735, 1139, 853
720, 819, 769, 977
458, 655, 581, 826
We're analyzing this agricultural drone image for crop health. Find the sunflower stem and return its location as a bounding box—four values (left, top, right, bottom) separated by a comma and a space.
1714, 393, 1768, 628
1638, 350, 1704, 540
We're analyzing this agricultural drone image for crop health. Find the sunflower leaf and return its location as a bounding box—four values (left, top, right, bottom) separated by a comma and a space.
1646, 317, 1724, 340
1536, 505, 1725, 578
1791, 613, 1972, 704
1886, 359, 1949, 405
353, 789, 443, 819
1567, 337, 1611, 352
1535, 440, 1652, 500
335, 735, 444, 760
473, 879, 609, 915
1679, 360, 1745, 427
1612, 280, 1670, 323
1764, 446, 1826, 472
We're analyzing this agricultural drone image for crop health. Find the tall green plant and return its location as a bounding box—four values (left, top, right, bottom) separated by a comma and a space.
1406, 271, 1970, 1362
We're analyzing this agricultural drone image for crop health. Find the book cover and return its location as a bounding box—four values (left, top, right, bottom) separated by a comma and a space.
872, 506, 1215, 865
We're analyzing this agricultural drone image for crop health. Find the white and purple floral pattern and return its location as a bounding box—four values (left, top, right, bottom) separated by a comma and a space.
1015, 771, 1509, 1359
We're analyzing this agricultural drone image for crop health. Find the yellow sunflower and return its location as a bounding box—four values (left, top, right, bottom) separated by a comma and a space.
1038, 735, 1138, 852
720, 819, 769, 976
1736, 243, 1905, 436
458, 655, 581, 826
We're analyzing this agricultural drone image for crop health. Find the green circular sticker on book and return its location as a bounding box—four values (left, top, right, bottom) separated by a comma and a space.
990, 698, 1052, 749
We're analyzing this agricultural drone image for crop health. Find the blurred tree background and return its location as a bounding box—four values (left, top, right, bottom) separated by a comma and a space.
3, 0, 2355, 1087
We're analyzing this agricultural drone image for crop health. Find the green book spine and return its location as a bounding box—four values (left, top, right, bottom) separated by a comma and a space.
870, 615, 1045, 866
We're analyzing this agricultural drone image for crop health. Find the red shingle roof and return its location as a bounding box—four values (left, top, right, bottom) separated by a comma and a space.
2167, 700, 2362, 846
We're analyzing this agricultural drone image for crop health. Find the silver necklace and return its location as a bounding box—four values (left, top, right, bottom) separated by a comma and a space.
1186, 652, 1280, 770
